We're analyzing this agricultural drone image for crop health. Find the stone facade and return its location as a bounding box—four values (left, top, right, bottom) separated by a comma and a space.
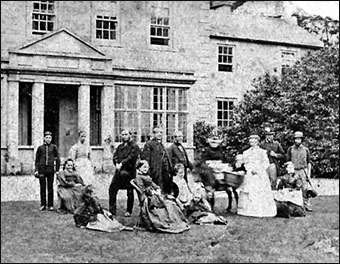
1, 1, 323, 178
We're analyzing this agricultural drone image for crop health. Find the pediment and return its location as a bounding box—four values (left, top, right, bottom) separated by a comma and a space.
16, 28, 107, 59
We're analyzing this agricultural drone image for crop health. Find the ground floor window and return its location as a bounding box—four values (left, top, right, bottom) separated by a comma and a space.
90, 86, 102, 146
113, 85, 188, 143
19, 82, 32, 145
217, 98, 236, 128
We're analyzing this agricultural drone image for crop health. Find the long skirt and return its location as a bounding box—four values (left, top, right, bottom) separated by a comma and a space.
237, 171, 277, 217
86, 210, 132, 232
139, 195, 190, 234
74, 158, 95, 186
57, 185, 86, 213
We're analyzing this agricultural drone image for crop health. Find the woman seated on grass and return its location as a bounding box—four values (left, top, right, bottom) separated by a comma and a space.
56, 158, 88, 214
183, 187, 228, 225
134, 160, 190, 234
73, 185, 133, 232
173, 163, 193, 209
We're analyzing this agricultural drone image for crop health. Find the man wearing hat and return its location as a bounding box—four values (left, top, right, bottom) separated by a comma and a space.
286, 131, 313, 212
34, 131, 60, 211
260, 127, 285, 190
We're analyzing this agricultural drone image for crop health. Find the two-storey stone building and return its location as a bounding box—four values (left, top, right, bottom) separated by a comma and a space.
1, 1, 323, 176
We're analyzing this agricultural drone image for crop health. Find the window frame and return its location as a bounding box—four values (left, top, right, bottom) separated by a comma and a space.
216, 97, 236, 128
31, 1, 56, 35
281, 49, 297, 75
95, 15, 118, 40
217, 44, 235, 72
90, 86, 102, 146
113, 84, 189, 144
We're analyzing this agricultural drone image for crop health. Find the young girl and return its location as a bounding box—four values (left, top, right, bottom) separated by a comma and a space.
173, 163, 193, 208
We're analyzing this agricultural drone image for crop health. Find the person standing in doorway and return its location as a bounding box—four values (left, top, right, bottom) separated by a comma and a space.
168, 131, 193, 184
286, 131, 313, 212
68, 130, 94, 186
141, 126, 174, 195
108, 129, 140, 217
34, 131, 61, 211
260, 127, 286, 190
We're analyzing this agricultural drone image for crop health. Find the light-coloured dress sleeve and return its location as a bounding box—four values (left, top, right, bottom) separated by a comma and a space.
69, 144, 77, 161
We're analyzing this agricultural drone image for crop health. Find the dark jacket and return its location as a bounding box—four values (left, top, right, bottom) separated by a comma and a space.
141, 138, 174, 193
260, 140, 285, 174
35, 143, 60, 175
168, 143, 193, 170
112, 140, 140, 188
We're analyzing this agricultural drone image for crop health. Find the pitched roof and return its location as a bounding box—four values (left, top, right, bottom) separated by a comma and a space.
210, 13, 324, 48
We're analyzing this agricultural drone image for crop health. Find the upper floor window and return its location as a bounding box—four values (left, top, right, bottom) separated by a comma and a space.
218, 45, 234, 72
32, 1, 55, 35
281, 51, 296, 75
113, 85, 188, 144
150, 5, 170, 46
217, 98, 236, 128
96, 15, 117, 40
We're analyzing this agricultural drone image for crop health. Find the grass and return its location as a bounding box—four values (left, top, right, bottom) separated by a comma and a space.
1, 195, 339, 263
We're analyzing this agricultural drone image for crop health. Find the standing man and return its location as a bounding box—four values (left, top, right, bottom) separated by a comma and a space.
34, 131, 60, 211
168, 131, 193, 183
260, 127, 286, 190
286, 131, 313, 212
109, 129, 140, 217
141, 126, 174, 194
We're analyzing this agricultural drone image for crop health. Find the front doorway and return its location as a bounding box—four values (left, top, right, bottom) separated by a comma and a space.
44, 84, 78, 160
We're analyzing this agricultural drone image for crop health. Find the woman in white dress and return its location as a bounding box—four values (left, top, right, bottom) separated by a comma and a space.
69, 131, 95, 186
237, 134, 277, 217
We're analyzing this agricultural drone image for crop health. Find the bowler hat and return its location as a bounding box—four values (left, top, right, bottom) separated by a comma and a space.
294, 131, 303, 138
44, 131, 52, 136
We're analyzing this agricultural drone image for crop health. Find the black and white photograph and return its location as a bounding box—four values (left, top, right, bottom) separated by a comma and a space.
1, 1, 339, 263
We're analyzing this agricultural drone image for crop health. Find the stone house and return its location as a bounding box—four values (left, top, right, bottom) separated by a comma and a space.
1, 1, 323, 176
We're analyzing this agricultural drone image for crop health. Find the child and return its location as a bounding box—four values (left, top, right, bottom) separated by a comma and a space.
184, 187, 227, 225
73, 185, 133, 232
173, 163, 193, 209
277, 161, 302, 190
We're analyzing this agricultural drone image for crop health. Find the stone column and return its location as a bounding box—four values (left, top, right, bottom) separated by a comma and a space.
6, 79, 20, 175
32, 82, 44, 164
101, 84, 114, 173
78, 83, 90, 143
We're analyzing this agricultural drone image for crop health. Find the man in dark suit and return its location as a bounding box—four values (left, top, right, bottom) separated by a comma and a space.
109, 129, 140, 217
141, 126, 174, 195
34, 131, 60, 211
168, 130, 193, 183
260, 127, 285, 190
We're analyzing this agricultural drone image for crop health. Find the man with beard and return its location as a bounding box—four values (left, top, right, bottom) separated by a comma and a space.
109, 129, 140, 217
286, 131, 313, 212
141, 126, 174, 195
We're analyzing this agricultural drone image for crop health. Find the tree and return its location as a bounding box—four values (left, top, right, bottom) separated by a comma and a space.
224, 45, 339, 178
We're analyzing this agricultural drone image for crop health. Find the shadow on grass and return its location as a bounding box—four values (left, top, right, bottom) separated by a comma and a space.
1, 196, 339, 263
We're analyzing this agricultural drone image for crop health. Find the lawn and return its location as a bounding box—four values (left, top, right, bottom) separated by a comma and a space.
1, 195, 339, 263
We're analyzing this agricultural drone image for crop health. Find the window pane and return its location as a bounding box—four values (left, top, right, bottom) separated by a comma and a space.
157, 27, 162, 36
115, 86, 124, 108
218, 46, 223, 54
157, 17, 163, 25
110, 30, 116, 40
103, 30, 109, 39
163, 17, 169, 25
150, 26, 156, 36
33, 21, 39, 30
40, 21, 46, 30
103, 21, 109, 29
114, 112, 124, 142
141, 87, 151, 109
47, 22, 53, 31
163, 28, 168, 37
96, 30, 102, 39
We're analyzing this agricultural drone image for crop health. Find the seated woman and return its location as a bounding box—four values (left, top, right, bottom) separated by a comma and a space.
74, 185, 133, 232
173, 163, 193, 209
183, 187, 227, 225
56, 158, 88, 214
134, 160, 190, 234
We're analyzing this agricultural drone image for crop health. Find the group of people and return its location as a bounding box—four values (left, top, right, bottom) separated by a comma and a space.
34, 125, 314, 233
